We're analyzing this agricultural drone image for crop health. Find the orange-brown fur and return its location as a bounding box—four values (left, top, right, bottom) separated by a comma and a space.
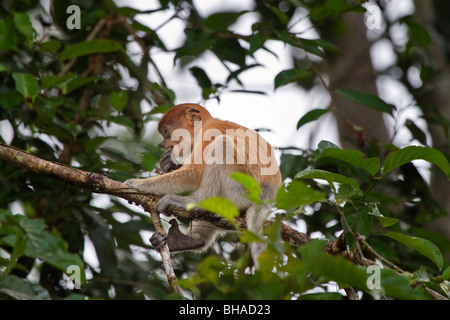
125, 103, 281, 266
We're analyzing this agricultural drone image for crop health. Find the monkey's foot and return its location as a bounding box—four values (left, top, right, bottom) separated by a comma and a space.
150, 219, 205, 252
150, 232, 168, 251
156, 195, 188, 213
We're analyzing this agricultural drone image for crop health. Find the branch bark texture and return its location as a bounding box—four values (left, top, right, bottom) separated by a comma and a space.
0, 142, 357, 292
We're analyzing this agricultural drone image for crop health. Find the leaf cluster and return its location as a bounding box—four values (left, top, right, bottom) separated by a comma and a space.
0, 0, 449, 300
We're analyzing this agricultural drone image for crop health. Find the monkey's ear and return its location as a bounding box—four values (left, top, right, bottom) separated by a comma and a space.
185, 108, 202, 123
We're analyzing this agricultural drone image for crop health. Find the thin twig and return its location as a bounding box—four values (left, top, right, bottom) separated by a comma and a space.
359, 236, 405, 273
1, 142, 445, 299
117, 14, 168, 88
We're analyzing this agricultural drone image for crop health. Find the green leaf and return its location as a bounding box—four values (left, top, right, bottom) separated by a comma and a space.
309, 0, 354, 21
301, 38, 340, 53
336, 88, 396, 116
230, 172, 261, 203
59, 39, 123, 61
42, 73, 74, 88
15, 216, 85, 274
299, 38, 340, 58
204, 11, 240, 31
84, 136, 108, 153
381, 146, 450, 178
274, 69, 312, 90
0, 228, 27, 281
226, 64, 261, 84
296, 108, 330, 130
61, 77, 98, 94
175, 28, 215, 61
265, 4, 289, 24
379, 216, 400, 228
341, 202, 374, 249
211, 38, 246, 67
298, 240, 368, 289
111, 90, 129, 111
189, 66, 212, 88
0, 17, 18, 51
0, 63, 7, 72
405, 119, 427, 145
299, 292, 343, 300
320, 149, 380, 177
40, 39, 61, 53
384, 231, 444, 270
82, 210, 116, 279
107, 115, 135, 128
240, 229, 263, 244
279, 153, 309, 181
0, 275, 50, 300
197, 256, 227, 286
442, 266, 450, 280
198, 197, 240, 223
365, 204, 399, 228
315, 140, 340, 156
405, 20, 431, 48
141, 152, 157, 171
13, 12, 35, 48
361, 202, 399, 228
295, 169, 360, 194
0, 90, 22, 109
276, 180, 326, 209
315, 140, 381, 176
378, 268, 431, 299
12, 72, 39, 108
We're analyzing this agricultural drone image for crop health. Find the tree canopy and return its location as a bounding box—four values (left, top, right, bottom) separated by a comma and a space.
0, 0, 449, 300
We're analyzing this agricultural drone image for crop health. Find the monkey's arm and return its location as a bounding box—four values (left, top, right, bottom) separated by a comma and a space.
124, 164, 200, 195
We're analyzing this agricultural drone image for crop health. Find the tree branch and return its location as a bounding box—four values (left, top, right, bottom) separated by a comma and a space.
0, 142, 367, 296
0, 142, 181, 293
0, 141, 365, 252
4, 142, 446, 300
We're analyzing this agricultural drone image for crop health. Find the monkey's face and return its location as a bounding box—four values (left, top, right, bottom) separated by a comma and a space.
157, 124, 174, 150
157, 104, 210, 164
157, 120, 196, 165
158, 120, 194, 149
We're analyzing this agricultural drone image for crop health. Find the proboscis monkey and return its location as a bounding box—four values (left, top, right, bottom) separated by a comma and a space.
125, 103, 281, 267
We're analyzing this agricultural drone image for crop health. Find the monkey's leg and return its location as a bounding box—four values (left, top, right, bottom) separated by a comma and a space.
150, 219, 205, 252
155, 163, 223, 213
153, 163, 233, 252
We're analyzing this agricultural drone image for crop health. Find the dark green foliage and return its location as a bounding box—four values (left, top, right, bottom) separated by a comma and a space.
0, 0, 449, 300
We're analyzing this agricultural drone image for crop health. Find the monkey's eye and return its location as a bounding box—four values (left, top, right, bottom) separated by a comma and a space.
160, 127, 169, 137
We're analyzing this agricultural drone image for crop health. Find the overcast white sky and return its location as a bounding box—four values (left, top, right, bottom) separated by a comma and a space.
115, 0, 340, 155
0, 0, 424, 273
112, 0, 422, 158
0, 0, 421, 154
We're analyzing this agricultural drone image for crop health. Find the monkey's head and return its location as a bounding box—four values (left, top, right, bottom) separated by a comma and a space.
157, 103, 212, 151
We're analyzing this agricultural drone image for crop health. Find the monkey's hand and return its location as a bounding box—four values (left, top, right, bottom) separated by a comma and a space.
156, 194, 189, 214
123, 178, 150, 193
156, 149, 182, 174
150, 219, 205, 252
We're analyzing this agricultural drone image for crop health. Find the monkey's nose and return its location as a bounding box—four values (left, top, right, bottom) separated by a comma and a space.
158, 141, 165, 149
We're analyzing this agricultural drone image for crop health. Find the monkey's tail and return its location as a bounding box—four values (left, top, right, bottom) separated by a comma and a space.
245, 204, 273, 269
